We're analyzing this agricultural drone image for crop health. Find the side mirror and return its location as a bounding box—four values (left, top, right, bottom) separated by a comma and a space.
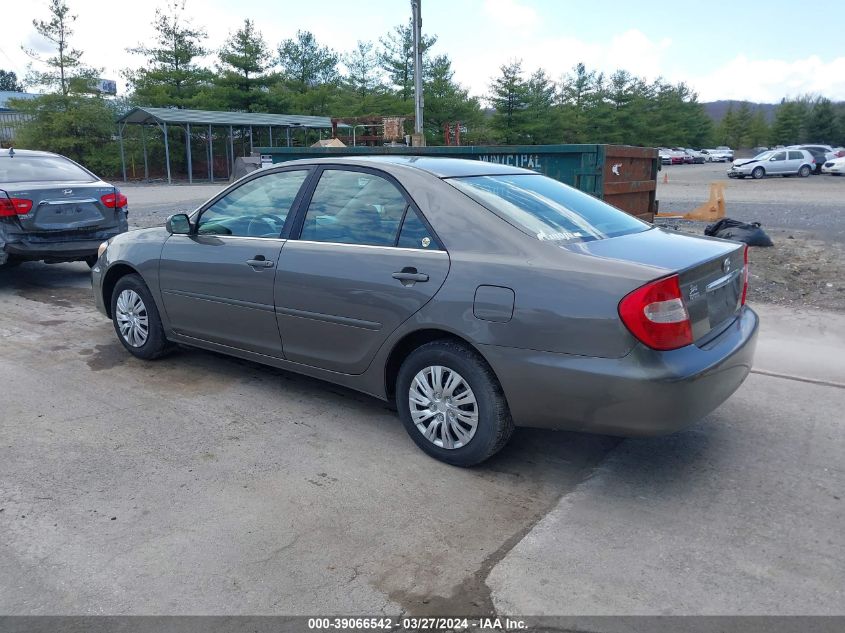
166, 213, 192, 235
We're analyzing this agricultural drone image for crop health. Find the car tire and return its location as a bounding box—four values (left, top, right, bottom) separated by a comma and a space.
798, 165, 811, 178
396, 340, 514, 467
751, 167, 765, 179
110, 273, 171, 360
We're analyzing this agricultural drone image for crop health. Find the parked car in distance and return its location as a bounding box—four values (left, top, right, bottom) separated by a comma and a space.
682, 148, 706, 164
659, 148, 673, 165
797, 147, 828, 173
728, 149, 815, 179
821, 156, 845, 175
0, 148, 128, 268
673, 148, 694, 164
791, 145, 838, 173
92, 156, 758, 466
668, 149, 686, 165
715, 146, 735, 161
702, 149, 728, 162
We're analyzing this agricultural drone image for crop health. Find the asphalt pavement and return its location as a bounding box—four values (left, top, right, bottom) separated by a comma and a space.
488, 304, 845, 616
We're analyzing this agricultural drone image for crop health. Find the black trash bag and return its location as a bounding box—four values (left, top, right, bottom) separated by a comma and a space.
704, 218, 773, 247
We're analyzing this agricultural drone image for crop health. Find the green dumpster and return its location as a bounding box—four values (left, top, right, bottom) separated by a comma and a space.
255, 144, 659, 221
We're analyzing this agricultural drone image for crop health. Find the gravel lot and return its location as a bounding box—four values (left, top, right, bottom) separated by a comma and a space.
121, 182, 222, 230
656, 162, 845, 312
657, 162, 845, 243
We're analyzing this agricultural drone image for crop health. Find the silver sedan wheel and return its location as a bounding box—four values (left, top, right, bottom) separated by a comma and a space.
115, 289, 149, 348
408, 365, 478, 450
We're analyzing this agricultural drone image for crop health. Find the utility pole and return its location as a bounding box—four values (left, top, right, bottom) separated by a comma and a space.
411, 0, 425, 146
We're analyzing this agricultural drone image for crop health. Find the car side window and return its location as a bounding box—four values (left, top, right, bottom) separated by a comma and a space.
197, 170, 308, 237
398, 208, 441, 250
300, 170, 408, 246
772, 152, 786, 161
788, 151, 803, 160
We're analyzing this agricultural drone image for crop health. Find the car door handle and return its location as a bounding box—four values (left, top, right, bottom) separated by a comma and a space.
392, 268, 429, 284
246, 258, 274, 268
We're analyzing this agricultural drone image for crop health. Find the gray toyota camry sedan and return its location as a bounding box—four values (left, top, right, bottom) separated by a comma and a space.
92, 156, 758, 466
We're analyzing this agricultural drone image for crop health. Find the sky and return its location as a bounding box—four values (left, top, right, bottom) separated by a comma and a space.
2, 0, 845, 103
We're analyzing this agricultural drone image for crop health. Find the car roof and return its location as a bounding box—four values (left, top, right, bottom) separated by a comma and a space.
0, 148, 61, 158
275, 155, 537, 178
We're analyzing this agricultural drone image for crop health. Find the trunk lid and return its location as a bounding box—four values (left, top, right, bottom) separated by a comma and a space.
3, 181, 121, 232
566, 227, 745, 343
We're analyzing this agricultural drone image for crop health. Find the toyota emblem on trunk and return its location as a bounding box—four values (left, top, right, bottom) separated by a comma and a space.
722, 257, 731, 273
62, 189, 73, 196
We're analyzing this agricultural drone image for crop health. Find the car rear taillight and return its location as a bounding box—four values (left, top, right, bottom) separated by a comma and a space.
0, 197, 33, 217
741, 245, 749, 306
618, 274, 693, 351
101, 192, 128, 209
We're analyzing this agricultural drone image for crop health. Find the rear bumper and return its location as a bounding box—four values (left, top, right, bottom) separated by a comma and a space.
3, 239, 104, 259
481, 306, 759, 436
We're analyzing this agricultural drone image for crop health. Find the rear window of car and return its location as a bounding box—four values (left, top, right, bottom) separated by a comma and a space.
447, 174, 650, 243
788, 151, 804, 160
0, 155, 96, 183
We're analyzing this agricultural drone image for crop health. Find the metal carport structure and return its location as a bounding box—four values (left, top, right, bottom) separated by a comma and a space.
116, 107, 340, 184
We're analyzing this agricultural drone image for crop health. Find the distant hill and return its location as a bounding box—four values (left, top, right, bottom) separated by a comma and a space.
701, 100, 779, 123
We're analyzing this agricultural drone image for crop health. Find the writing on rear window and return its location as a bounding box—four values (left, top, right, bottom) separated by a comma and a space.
538, 230, 583, 241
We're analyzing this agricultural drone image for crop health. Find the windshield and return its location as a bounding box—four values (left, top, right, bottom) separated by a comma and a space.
447, 174, 650, 243
752, 151, 774, 160
0, 155, 96, 183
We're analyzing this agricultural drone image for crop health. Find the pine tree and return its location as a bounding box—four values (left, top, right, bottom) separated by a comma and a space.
215, 19, 271, 111
558, 63, 600, 143
746, 110, 769, 148
523, 69, 557, 143
23, 0, 99, 95
378, 20, 437, 102
805, 97, 837, 144
0, 70, 24, 92
344, 41, 382, 101
771, 98, 809, 145
278, 30, 339, 94
125, 1, 210, 108
733, 102, 753, 147
489, 60, 529, 144
423, 55, 481, 143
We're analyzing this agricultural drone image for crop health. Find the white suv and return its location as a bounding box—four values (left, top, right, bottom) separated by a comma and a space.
727, 149, 815, 179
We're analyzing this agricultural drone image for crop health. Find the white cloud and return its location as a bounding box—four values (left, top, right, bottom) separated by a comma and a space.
451, 28, 675, 98
482, 0, 539, 31
605, 30, 672, 80
689, 55, 845, 102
